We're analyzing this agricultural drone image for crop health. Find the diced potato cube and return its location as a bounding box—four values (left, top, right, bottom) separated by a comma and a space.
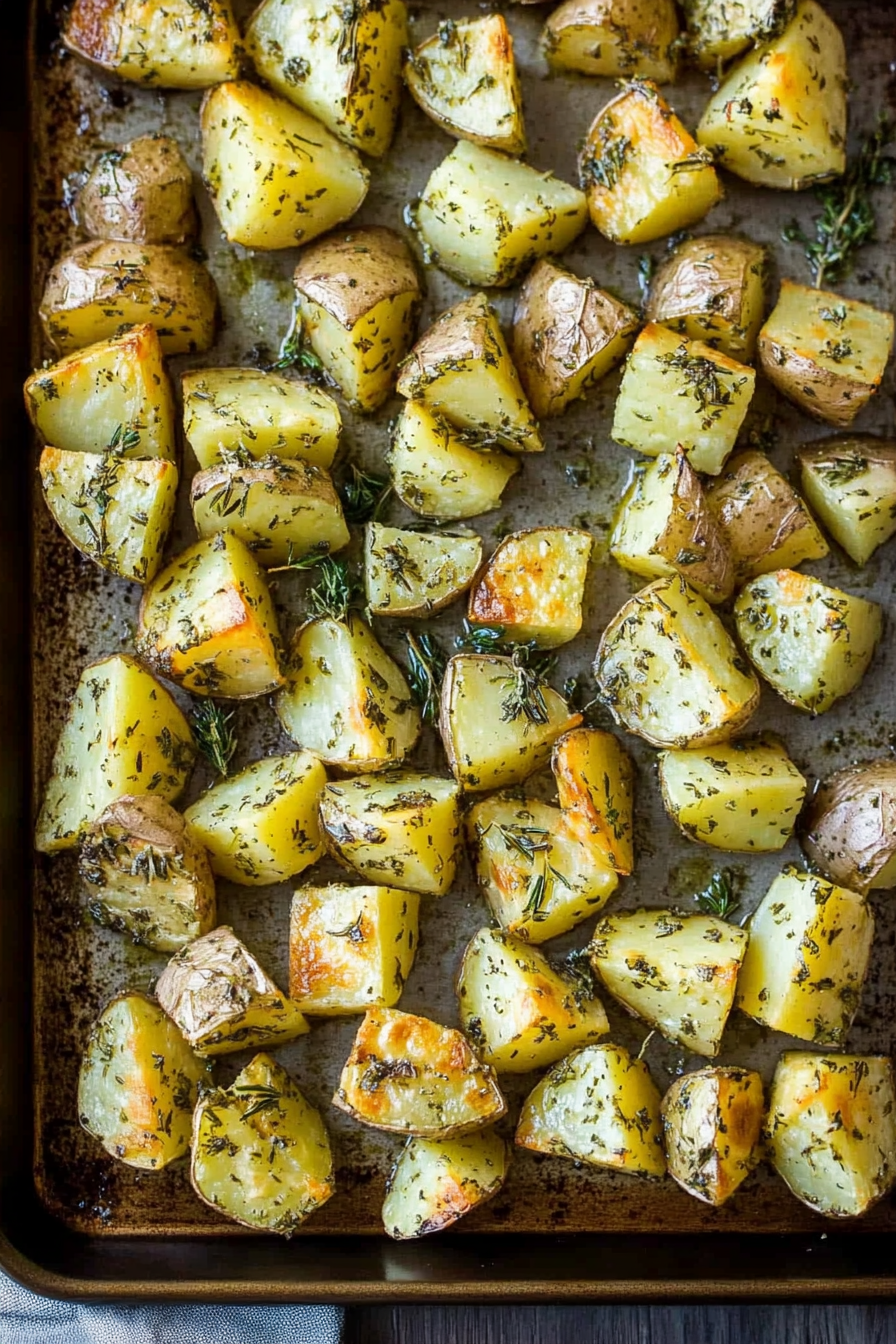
704, 449, 828, 581
320, 771, 461, 897
191, 1054, 334, 1234
35, 653, 195, 853
579, 82, 721, 246
184, 751, 326, 886
516, 1043, 666, 1176
405, 15, 526, 154
79, 135, 197, 245
415, 141, 587, 289
182, 368, 341, 471
200, 81, 369, 251
276, 616, 420, 772
661, 1066, 764, 1206
695, 0, 846, 189
798, 436, 896, 565
80, 795, 216, 953
765, 1052, 896, 1217
365, 525, 482, 617
590, 908, 748, 1056
333, 1007, 506, 1137
734, 569, 882, 715
137, 532, 284, 699
612, 324, 755, 475
156, 925, 309, 1056
467, 528, 592, 649
397, 293, 542, 454
645, 234, 767, 362
78, 992, 207, 1170
659, 734, 807, 852
383, 1130, 509, 1240
63, 0, 241, 88
594, 576, 760, 749
542, 0, 679, 81
736, 868, 873, 1046
552, 728, 635, 875
389, 402, 520, 521
682, 0, 796, 70
801, 758, 896, 896
289, 884, 419, 1014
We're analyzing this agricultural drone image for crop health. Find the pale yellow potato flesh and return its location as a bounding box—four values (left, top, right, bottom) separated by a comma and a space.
182, 368, 341, 471
388, 402, 521, 521
543, 0, 679, 81
798, 436, 896, 565
382, 1130, 509, 1240
661, 1067, 764, 1206
64, 0, 241, 88
467, 527, 592, 648
365, 525, 483, 617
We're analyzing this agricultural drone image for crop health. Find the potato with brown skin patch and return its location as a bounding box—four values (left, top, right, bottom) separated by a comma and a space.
797, 436, 896, 565
704, 450, 828, 582
661, 1067, 764, 1206
79, 136, 197, 245
645, 234, 767, 362
64, 0, 241, 89
801, 759, 896, 896
542, 0, 680, 82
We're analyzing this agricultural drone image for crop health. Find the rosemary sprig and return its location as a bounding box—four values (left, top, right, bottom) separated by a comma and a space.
403, 630, 447, 725
191, 700, 237, 777
233, 1083, 283, 1121
499, 646, 556, 726
455, 621, 558, 678
306, 556, 361, 622
494, 822, 550, 863
109, 423, 141, 454
266, 304, 324, 374
523, 870, 548, 922
267, 542, 332, 575
339, 463, 391, 523
377, 539, 422, 592
325, 913, 366, 943
695, 868, 740, 921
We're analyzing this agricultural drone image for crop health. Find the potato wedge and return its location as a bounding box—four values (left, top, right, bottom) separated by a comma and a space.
801, 759, 896, 896
661, 1067, 764, 1206
397, 293, 542, 454
798, 436, 896, 565
389, 402, 521, 521
542, 0, 679, 82
78, 992, 207, 1170
35, 653, 195, 854
383, 1130, 509, 1240
40, 241, 217, 357
289, 884, 419, 1014
610, 452, 734, 603
552, 728, 635, 876
79, 136, 196, 245
276, 615, 420, 772
590, 909, 748, 1057
440, 653, 581, 792
682, 0, 796, 70
645, 235, 767, 362
467, 528, 592, 649
200, 81, 369, 251
182, 368, 341, 472
466, 792, 619, 943
658, 734, 807, 852
25, 324, 176, 461
612, 324, 755, 475
594, 577, 760, 749
191, 1054, 334, 1234
415, 142, 587, 290
319, 771, 462, 897
704, 449, 828, 581
137, 532, 284, 699
695, 0, 846, 189
765, 1052, 896, 1218
515, 1043, 666, 1176
734, 569, 882, 715
758, 283, 894, 427
404, 15, 526, 155
63, 0, 241, 88
245, 0, 407, 158
184, 751, 326, 886
80, 795, 215, 953
156, 925, 309, 1056
365, 525, 482, 617
579, 82, 722, 246
333, 1007, 506, 1137
736, 868, 873, 1046
512, 260, 639, 420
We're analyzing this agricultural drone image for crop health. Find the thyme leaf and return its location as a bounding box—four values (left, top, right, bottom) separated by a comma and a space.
695, 868, 740, 920
339, 464, 391, 523
403, 630, 447, 725
233, 1083, 283, 1121
266, 304, 324, 375
306, 556, 362, 622
191, 700, 237, 777
656, 344, 745, 431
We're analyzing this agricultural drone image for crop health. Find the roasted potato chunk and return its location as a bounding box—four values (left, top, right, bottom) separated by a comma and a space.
613, 324, 755, 475
512, 260, 639, 420
289, 884, 419, 1014
389, 402, 521, 521
542, 0, 679, 81
137, 532, 284, 699
156, 926, 309, 1056
552, 728, 635, 875
798, 436, 896, 565
645, 235, 767, 362
191, 1054, 334, 1234
63, 0, 241, 88
333, 1007, 506, 1137
383, 1130, 509, 1240
704, 449, 828, 581
36, 653, 195, 854
682, 0, 796, 70
610, 452, 734, 603
736, 868, 873, 1046
40, 241, 217, 357
696, 1, 846, 189
468, 528, 592, 649
184, 751, 326, 886
365, 525, 483, 617
78, 992, 207, 1170
319, 771, 462, 897
200, 81, 369, 251
182, 368, 341, 472
758, 283, 894, 427
661, 1067, 764, 1207
594, 577, 760, 749
516, 1044, 666, 1177
415, 142, 587, 290
801, 759, 896, 895
659, 734, 807, 852
590, 909, 748, 1057
734, 569, 882, 715
457, 927, 609, 1074
397, 293, 542, 454
79, 136, 196, 245
579, 82, 721, 246
80, 796, 215, 953
765, 1053, 896, 1218
245, 0, 407, 158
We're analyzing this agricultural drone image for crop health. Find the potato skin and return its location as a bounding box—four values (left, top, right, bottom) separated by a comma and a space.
79, 136, 197, 245
64, 0, 241, 88
801, 760, 896, 896
645, 234, 767, 362
294, 227, 420, 333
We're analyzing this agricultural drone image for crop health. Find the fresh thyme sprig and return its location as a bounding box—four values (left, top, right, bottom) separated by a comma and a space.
339, 463, 391, 523
306, 555, 362, 622
499, 646, 558, 726
403, 630, 447, 725
266, 303, 324, 375
190, 700, 237, 777
695, 868, 740, 920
